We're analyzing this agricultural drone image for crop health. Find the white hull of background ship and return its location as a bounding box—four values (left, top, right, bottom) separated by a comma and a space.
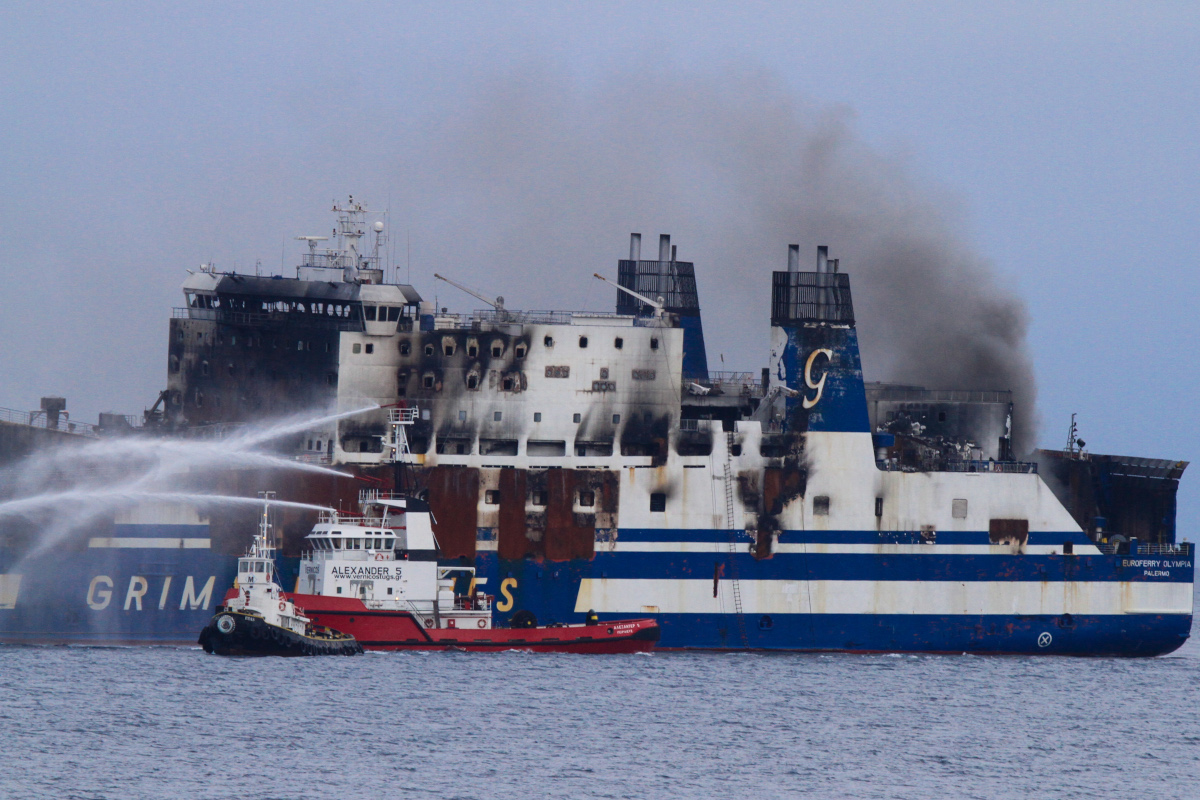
0, 200, 1192, 654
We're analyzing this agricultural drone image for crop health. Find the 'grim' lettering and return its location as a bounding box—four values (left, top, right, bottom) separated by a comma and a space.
87, 575, 113, 610
179, 576, 216, 611
124, 576, 149, 611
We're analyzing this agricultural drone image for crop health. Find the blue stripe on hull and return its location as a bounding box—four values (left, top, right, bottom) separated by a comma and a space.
646, 612, 1192, 657
586, 551, 1193, 583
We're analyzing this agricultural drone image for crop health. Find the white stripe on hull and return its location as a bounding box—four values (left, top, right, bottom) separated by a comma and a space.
87, 537, 211, 549
574, 578, 1195, 616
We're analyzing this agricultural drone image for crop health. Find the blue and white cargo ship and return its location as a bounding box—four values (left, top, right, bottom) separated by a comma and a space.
0, 201, 1192, 654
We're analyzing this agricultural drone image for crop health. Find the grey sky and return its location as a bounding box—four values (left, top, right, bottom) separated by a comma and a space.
2, 3, 1197, 531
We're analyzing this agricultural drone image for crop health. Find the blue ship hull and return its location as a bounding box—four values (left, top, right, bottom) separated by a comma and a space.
1, 524, 1192, 655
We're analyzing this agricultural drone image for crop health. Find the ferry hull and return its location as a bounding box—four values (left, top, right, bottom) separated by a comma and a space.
1, 533, 1191, 656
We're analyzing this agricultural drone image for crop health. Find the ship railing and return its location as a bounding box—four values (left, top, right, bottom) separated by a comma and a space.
295, 453, 332, 465
453, 594, 492, 612
173, 307, 363, 332
876, 459, 1038, 474
1096, 541, 1193, 556
360, 489, 408, 505
683, 372, 766, 398
0, 405, 99, 437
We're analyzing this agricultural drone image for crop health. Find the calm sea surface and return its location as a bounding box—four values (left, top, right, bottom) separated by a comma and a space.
2, 607, 1197, 800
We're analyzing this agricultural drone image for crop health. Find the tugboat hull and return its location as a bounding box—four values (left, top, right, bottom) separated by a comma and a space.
198, 611, 362, 657
293, 595, 659, 653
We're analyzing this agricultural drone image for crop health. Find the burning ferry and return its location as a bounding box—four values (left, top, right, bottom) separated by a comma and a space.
0, 199, 1192, 654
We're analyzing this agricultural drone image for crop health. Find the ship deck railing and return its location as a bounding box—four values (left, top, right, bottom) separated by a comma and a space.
876, 459, 1038, 474
0, 405, 99, 437
1096, 541, 1193, 556
174, 307, 364, 331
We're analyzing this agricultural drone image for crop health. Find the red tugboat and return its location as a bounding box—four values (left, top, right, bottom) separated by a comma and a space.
285, 489, 659, 653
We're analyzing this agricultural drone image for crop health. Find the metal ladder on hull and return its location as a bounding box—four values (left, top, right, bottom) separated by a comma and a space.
723, 431, 750, 649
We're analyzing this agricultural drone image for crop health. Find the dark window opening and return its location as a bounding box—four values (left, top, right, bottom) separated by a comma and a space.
938, 411, 947, 422
579, 336, 589, 348
493, 411, 502, 421
875, 497, 883, 518
533, 412, 542, 422
423, 374, 435, 389
387, 307, 401, 321
400, 341, 411, 356
466, 374, 479, 390
502, 377, 514, 391
467, 345, 478, 357
531, 491, 548, 506
578, 490, 595, 507
572, 413, 582, 423
814, 496, 831, 516
364, 305, 377, 321
650, 338, 659, 350
614, 337, 623, 349
527, 440, 565, 457
365, 343, 374, 354
612, 414, 620, 424
649, 493, 667, 513
424, 344, 434, 356
480, 439, 518, 456
485, 490, 500, 504
443, 342, 455, 356
515, 344, 527, 358
544, 336, 554, 347
491, 344, 503, 358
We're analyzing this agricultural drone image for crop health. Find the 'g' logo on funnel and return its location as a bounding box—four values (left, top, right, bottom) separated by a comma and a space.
803, 349, 834, 409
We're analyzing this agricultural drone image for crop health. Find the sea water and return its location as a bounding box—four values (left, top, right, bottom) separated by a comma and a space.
1, 604, 1197, 800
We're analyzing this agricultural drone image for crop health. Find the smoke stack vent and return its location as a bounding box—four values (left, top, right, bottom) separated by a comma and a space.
629, 233, 641, 261
659, 234, 671, 263
787, 244, 800, 272
816, 245, 828, 274
671, 244, 676, 262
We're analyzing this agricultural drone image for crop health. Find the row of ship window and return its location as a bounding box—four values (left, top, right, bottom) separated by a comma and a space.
392, 335, 659, 359
310, 532, 395, 551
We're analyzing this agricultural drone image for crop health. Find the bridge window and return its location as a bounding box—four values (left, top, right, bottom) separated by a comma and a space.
364, 305, 377, 321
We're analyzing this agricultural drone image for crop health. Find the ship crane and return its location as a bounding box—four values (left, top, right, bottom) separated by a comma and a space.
593, 273, 666, 319
433, 273, 508, 314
